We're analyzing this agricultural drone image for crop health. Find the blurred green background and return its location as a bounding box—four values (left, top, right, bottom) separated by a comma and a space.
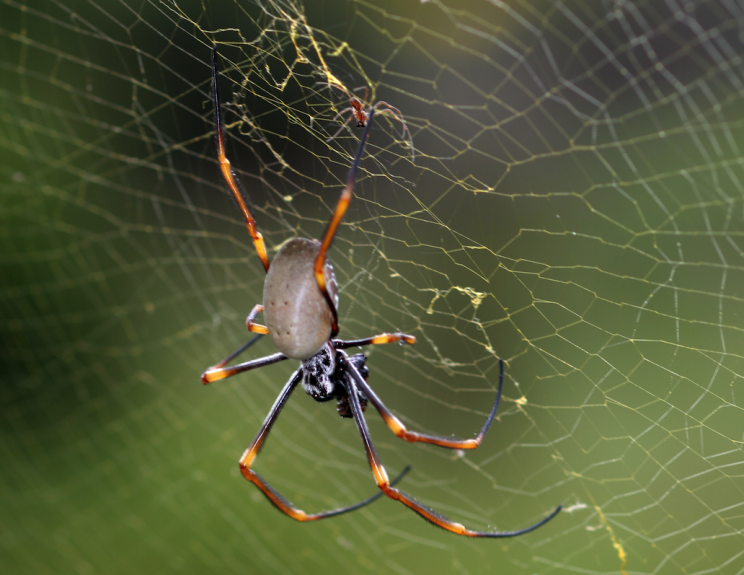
3, 0, 744, 574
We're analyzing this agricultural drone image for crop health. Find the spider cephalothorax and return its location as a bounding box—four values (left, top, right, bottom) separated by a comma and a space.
201, 46, 561, 537
300, 343, 368, 412
300, 343, 336, 401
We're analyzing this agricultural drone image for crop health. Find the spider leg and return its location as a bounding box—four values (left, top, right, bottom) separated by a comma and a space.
201, 303, 270, 380
212, 46, 270, 272
325, 112, 354, 142
340, 351, 561, 537
351, 86, 369, 102
328, 106, 353, 124
349, 355, 505, 449
201, 351, 288, 384
207, 333, 264, 370
314, 108, 376, 335
239, 368, 411, 520
334, 332, 417, 349
246, 303, 269, 335
369, 101, 415, 162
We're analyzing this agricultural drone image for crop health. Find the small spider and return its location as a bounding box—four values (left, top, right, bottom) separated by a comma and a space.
327, 91, 416, 162
203, 47, 561, 538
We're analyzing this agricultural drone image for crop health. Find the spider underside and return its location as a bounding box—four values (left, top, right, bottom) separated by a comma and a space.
302, 343, 369, 417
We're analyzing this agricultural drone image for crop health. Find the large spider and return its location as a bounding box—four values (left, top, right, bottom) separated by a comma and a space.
202, 47, 561, 538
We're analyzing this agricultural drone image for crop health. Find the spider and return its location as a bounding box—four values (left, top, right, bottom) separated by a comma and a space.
327, 91, 416, 162
202, 47, 561, 538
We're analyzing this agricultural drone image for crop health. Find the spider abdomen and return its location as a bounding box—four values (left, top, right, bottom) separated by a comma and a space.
263, 238, 339, 360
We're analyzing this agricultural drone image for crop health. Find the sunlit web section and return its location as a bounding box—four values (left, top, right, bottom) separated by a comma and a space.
2, 0, 744, 574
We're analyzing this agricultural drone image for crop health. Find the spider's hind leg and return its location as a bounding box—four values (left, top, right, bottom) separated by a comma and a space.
340, 350, 562, 538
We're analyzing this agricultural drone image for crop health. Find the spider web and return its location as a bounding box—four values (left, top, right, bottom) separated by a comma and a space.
2, 0, 744, 573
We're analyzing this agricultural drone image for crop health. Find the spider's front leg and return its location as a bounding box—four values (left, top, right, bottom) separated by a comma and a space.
340, 350, 562, 538
211, 47, 269, 271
